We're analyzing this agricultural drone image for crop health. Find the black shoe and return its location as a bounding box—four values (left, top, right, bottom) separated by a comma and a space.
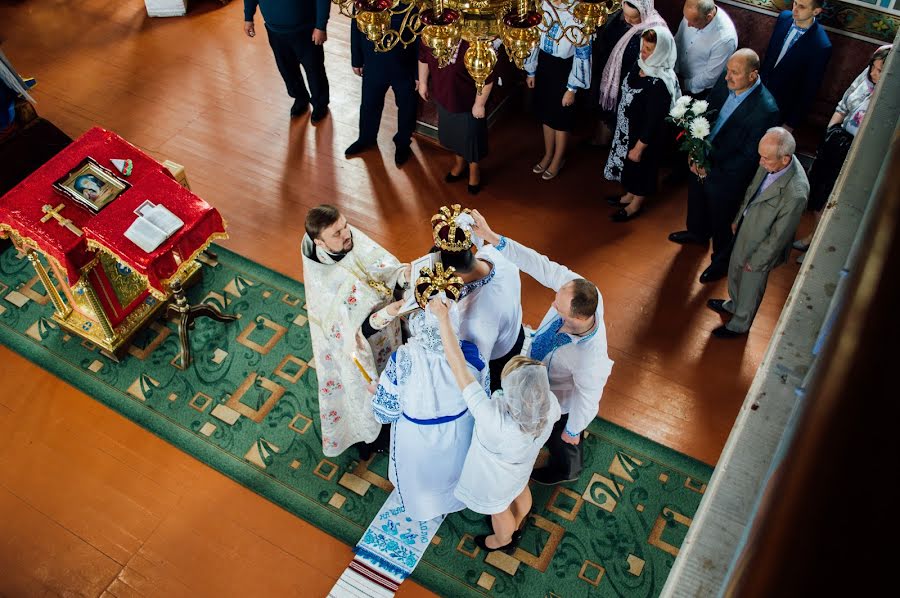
531, 467, 579, 486
474, 533, 519, 553
290, 99, 310, 117
310, 106, 329, 124
699, 266, 727, 284
445, 167, 468, 183
605, 194, 628, 207
467, 182, 481, 195
668, 230, 708, 246
394, 145, 411, 167
611, 207, 641, 222
712, 324, 746, 339
706, 299, 730, 315
345, 139, 375, 157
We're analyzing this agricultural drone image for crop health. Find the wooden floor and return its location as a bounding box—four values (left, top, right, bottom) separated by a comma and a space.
0, 2, 810, 596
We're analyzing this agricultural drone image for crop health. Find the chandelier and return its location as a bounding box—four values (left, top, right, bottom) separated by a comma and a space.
334, 0, 622, 93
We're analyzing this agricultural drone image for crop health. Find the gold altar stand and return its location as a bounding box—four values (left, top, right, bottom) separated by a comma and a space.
0, 127, 228, 359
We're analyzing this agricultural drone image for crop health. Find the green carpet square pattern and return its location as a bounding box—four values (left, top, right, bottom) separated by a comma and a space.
0, 244, 712, 597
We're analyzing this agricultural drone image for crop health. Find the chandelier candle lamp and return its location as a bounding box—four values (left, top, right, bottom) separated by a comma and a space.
335, 0, 621, 93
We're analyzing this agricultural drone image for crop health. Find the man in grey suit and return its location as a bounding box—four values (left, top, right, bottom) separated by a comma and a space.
707, 127, 809, 338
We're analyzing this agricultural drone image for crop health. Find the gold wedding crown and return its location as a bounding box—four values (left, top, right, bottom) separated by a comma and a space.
431, 204, 473, 252
414, 262, 464, 308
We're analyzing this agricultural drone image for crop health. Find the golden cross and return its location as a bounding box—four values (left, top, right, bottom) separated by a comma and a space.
40, 203, 83, 237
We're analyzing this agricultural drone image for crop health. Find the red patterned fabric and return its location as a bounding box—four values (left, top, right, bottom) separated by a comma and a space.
0, 127, 226, 298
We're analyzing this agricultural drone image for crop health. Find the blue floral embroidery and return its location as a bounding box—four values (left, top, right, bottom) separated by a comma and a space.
530, 316, 572, 362
395, 349, 412, 383
495, 236, 508, 251
384, 352, 398, 384
459, 260, 495, 298
372, 385, 400, 423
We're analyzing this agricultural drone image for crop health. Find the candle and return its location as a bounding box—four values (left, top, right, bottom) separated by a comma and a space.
351, 352, 373, 383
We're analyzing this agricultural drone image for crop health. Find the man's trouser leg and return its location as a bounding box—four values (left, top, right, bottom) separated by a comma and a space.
391, 72, 417, 148
488, 326, 525, 393
265, 27, 310, 103
358, 73, 389, 144
685, 176, 712, 241
298, 41, 330, 111
545, 414, 583, 481
724, 267, 770, 333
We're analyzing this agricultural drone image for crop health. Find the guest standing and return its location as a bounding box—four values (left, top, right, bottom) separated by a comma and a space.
759, 0, 832, 131
525, 0, 593, 181
592, 0, 666, 145
243, 0, 331, 123
604, 27, 680, 221
674, 0, 737, 98
794, 45, 891, 256
418, 41, 495, 195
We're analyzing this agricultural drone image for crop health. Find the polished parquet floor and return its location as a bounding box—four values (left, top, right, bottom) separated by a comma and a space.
0, 2, 809, 596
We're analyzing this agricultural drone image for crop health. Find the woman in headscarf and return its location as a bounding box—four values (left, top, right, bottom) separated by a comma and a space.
589, 0, 666, 145
524, 0, 594, 181
793, 44, 891, 258
603, 26, 680, 221
431, 296, 561, 553
369, 279, 490, 522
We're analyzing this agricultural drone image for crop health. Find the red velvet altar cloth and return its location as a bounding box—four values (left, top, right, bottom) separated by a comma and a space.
0, 127, 226, 299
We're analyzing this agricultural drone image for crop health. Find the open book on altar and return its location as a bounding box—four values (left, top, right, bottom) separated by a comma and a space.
124, 202, 184, 253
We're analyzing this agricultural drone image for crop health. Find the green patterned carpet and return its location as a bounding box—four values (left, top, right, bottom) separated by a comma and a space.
0, 244, 711, 597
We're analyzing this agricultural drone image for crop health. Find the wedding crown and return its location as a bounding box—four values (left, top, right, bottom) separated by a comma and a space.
414, 262, 464, 308
431, 204, 473, 252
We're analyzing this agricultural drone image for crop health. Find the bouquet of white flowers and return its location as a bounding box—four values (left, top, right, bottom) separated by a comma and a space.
667, 95, 716, 177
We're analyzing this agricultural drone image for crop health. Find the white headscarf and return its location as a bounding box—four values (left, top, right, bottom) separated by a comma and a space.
637, 26, 680, 109
498, 364, 555, 438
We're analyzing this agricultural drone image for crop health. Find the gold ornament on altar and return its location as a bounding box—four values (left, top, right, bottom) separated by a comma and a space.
333, 0, 621, 94
414, 262, 464, 308
431, 204, 473, 252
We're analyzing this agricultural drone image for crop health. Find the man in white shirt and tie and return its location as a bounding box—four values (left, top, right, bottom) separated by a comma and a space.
471, 210, 614, 486
674, 0, 738, 98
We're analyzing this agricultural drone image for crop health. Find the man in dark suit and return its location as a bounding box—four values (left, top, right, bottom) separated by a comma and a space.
759, 0, 832, 131
707, 127, 808, 338
244, 0, 332, 124
669, 49, 780, 283
344, 6, 418, 167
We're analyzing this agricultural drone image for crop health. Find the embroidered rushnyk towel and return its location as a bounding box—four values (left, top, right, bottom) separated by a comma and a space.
329, 490, 444, 597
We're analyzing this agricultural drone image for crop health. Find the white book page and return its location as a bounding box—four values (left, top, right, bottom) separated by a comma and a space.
143, 204, 184, 236
124, 216, 168, 253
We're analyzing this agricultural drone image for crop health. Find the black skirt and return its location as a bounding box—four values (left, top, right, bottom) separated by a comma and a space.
534, 52, 576, 132
437, 104, 489, 163
808, 125, 853, 212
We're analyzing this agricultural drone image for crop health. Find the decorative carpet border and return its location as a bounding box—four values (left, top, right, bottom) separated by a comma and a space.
719, 0, 898, 43
0, 244, 714, 597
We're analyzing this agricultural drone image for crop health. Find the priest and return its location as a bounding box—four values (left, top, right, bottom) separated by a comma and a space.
301, 205, 409, 458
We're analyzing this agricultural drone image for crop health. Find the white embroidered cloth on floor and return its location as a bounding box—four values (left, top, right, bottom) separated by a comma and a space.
328, 489, 444, 597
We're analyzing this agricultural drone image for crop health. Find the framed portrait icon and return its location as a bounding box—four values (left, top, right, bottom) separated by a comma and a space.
53, 157, 131, 213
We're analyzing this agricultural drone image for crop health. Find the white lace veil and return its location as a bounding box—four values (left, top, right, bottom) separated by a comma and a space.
498, 364, 554, 438
406, 298, 461, 354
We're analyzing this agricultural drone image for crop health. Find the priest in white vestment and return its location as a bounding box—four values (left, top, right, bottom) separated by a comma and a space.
370, 272, 489, 522
431, 205, 524, 392
301, 205, 408, 458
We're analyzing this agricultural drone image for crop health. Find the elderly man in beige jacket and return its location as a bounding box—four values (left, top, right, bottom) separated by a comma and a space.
707, 127, 809, 338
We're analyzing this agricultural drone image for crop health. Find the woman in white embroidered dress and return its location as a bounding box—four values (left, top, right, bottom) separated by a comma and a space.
431, 296, 561, 552
370, 289, 490, 522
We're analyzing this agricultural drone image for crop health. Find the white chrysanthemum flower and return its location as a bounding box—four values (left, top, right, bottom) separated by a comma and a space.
690, 116, 711, 139
669, 103, 689, 119
691, 99, 709, 114
676, 95, 693, 107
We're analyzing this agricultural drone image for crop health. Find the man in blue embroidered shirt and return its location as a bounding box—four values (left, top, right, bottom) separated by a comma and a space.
759, 0, 832, 131
471, 210, 614, 486
669, 49, 780, 284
